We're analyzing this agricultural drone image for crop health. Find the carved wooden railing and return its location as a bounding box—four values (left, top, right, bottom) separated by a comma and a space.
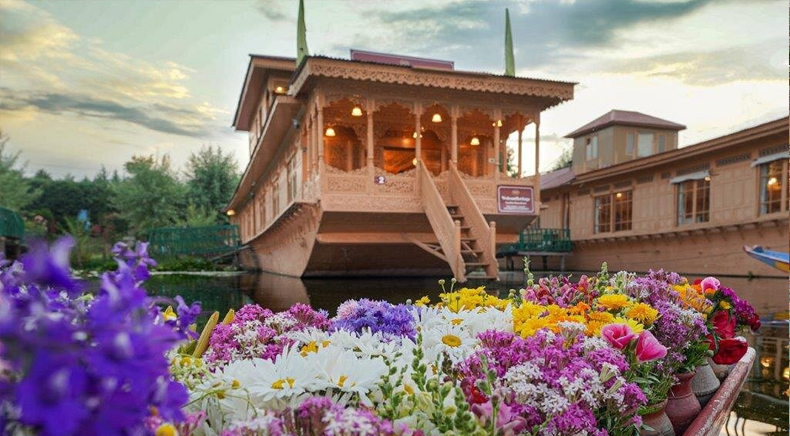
417, 161, 465, 281
449, 164, 498, 278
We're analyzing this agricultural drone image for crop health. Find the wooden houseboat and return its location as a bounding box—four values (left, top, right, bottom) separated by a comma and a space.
226, 51, 575, 280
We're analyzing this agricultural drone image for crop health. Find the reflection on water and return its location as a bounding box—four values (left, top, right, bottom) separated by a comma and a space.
143, 271, 789, 436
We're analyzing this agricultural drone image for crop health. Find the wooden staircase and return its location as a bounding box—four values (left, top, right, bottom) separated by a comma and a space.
410, 161, 498, 282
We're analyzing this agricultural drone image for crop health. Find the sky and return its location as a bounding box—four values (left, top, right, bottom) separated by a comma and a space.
0, 0, 787, 179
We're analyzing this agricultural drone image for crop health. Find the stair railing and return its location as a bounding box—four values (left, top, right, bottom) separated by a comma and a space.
448, 164, 498, 278
417, 161, 465, 281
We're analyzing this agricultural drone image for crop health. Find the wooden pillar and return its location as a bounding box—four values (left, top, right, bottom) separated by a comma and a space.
534, 118, 540, 176
414, 103, 422, 163
345, 140, 353, 171
316, 96, 325, 171
450, 106, 458, 164
517, 127, 523, 178
493, 117, 501, 182
441, 147, 447, 172
366, 100, 374, 175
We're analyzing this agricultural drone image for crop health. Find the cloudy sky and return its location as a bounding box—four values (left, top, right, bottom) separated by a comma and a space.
0, 0, 787, 178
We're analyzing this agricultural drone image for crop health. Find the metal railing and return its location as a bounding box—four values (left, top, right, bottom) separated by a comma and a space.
0, 207, 24, 239
499, 228, 572, 255
148, 225, 240, 258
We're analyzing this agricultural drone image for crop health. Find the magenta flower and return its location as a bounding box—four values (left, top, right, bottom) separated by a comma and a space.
700, 276, 720, 293
635, 330, 667, 363
600, 323, 636, 350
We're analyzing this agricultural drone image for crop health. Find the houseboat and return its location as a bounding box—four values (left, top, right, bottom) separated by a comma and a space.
225, 49, 575, 279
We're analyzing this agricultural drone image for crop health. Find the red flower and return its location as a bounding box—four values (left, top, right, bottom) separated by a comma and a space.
712, 337, 748, 365
710, 311, 736, 339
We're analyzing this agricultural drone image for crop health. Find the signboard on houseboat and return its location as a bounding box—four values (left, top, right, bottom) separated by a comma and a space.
497, 186, 534, 214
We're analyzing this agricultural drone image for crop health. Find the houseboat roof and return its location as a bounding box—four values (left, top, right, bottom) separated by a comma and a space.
233, 53, 577, 131
543, 116, 788, 188
565, 110, 686, 138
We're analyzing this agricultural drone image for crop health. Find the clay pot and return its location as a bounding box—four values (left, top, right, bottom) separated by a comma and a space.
641, 400, 675, 436
665, 371, 701, 435
692, 363, 721, 407
707, 357, 730, 380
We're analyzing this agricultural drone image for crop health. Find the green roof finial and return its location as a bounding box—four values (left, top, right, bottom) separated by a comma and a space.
296, 0, 309, 67
504, 8, 515, 77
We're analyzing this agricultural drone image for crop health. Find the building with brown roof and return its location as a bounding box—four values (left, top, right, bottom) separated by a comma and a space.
539, 114, 788, 283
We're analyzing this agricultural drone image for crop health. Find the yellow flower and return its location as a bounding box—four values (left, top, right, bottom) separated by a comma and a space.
624, 303, 659, 326
612, 317, 644, 334
155, 424, 178, 436
719, 301, 731, 310
439, 287, 509, 312
597, 294, 632, 311
441, 334, 462, 347
586, 311, 615, 335
414, 296, 431, 307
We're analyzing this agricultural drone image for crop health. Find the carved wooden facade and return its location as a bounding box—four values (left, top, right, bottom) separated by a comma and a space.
227, 54, 575, 280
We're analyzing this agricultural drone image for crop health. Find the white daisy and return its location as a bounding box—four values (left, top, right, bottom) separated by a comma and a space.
311, 345, 388, 406
244, 347, 322, 408
421, 323, 478, 364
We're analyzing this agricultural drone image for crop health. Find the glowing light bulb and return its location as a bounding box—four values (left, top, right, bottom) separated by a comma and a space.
470, 137, 480, 146
351, 106, 363, 117
431, 113, 442, 123
412, 158, 418, 166
616, 192, 623, 199
767, 177, 778, 186
704, 176, 711, 182
274, 86, 286, 94
226, 210, 236, 217
325, 127, 336, 137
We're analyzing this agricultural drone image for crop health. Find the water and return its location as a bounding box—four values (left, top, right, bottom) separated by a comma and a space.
143, 271, 789, 435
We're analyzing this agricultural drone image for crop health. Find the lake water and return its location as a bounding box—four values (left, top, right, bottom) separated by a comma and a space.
144, 271, 789, 435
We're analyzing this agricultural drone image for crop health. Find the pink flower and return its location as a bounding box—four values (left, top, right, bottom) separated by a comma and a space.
601, 323, 637, 350
700, 276, 720, 293
635, 330, 667, 363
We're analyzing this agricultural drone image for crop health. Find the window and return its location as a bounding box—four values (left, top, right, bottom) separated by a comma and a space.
760, 160, 788, 215
613, 191, 633, 231
626, 132, 635, 156
594, 195, 611, 234
637, 133, 654, 157
594, 191, 633, 233
658, 135, 666, 153
586, 136, 598, 160
677, 178, 710, 225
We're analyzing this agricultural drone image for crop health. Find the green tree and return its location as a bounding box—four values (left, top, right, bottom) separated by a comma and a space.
0, 131, 41, 211
548, 145, 573, 172
184, 145, 239, 223
113, 155, 186, 237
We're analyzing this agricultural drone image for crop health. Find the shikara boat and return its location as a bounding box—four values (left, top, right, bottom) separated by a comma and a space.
743, 245, 789, 273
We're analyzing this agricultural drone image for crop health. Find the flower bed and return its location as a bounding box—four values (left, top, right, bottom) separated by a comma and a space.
0, 241, 760, 436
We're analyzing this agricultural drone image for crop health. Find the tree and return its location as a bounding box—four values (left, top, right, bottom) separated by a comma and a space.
0, 131, 41, 211
184, 145, 239, 223
113, 155, 186, 237
548, 145, 573, 172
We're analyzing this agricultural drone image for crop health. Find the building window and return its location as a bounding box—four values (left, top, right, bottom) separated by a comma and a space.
585, 136, 598, 160
760, 160, 788, 215
677, 178, 710, 225
637, 132, 654, 157
626, 132, 635, 156
658, 135, 666, 153
594, 191, 633, 233
594, 194, 611, 234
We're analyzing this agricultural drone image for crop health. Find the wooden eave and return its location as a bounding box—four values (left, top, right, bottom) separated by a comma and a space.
288, 56, 576, 110
227, 95, 301, 211
572, 117, 788, 185
233, 55, 296, 131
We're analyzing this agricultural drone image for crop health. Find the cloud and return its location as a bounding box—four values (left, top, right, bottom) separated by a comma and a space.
256, 0, 288, 21
0, 88, 209, 137
610, 38, 787, 86
0, 1, 224, 139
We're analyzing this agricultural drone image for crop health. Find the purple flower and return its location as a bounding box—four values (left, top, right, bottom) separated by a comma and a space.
0, 238, 188, 436
330, 299, 416, 339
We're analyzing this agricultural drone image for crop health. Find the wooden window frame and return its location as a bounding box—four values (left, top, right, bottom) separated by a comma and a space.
585, 135, 598, 161
759, 159, 789, 216
676, 178, 711, 226
636, 131, 655, 158
593, 189, 633, 234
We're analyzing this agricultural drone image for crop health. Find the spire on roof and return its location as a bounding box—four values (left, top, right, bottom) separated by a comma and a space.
504, 8, 515, 77
296, 0, 309, 67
